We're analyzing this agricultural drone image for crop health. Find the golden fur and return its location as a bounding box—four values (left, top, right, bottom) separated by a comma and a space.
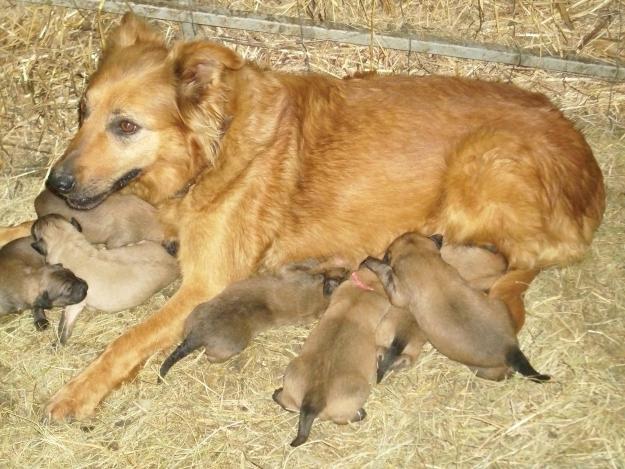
6, 13, 600, 420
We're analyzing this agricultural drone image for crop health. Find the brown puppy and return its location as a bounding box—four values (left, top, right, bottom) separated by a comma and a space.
273, 268, 389, 447
31, 215, 178, 344
35, 189, 165, 249
440, 244, 507, 292
41, 14, 603, 419
159, 262, 348, 379
376, 244, 506, 382
363, 233, 550, 382
0, 237, 88, 329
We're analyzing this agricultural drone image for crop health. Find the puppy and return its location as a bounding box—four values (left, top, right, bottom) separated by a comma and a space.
375, 244, 506, 382
35, 189, 165, 248
159, 262, 348, 379
31, 214, 179, 344
0, 237, 87, 329
273, 268, 390, 447
363, 233, 550, 382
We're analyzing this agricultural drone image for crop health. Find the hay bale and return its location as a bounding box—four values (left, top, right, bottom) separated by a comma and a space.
1, 3, 623, 467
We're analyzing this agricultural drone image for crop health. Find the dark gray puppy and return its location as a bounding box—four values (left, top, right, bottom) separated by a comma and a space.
159, 262, 348, 380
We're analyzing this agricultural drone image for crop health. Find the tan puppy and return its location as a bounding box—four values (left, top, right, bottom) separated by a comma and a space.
363, 233, 550, 382
159, 262, 348, 379
440, 244, 507, 292
0, 237, 88, 329
273, 268, 390, 447
35, 189, 165, 249
375, 244, 506, 382
31, 215, 178, 344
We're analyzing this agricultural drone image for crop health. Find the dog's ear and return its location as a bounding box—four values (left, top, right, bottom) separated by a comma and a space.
69, 217, 83, 233
360, 257, 407, 307
104, 12, 164, 53
429, 234, 444, 250
171, 41, 245, 102
31, 240, 47, 256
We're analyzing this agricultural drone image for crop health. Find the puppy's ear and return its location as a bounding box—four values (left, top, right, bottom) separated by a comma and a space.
31, 240, 47, 256
322, 277, 342, 296
171, 41, 244, 103
104, 12, 164, 53
429, 234, 444, 250
69, 217, 83, 232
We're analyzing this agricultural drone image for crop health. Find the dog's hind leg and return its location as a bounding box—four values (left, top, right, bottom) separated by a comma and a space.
45, 280, 212, 420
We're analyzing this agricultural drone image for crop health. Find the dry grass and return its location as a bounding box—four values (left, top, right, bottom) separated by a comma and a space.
1, 2, 625, 467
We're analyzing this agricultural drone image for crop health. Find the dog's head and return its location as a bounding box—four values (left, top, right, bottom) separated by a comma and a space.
35, 264, 88, 309
48, 13, 245, 209
360, 232, 443, 307
31, 214, 82, 256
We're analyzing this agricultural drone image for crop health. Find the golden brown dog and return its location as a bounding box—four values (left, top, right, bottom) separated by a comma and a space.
363, 233, 550, 382
158, 261, 347, 379
23, 13, 602, 419
273, 268, 389, 446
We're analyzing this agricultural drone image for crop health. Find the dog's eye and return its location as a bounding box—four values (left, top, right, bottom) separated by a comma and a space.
119, 120, 139, 134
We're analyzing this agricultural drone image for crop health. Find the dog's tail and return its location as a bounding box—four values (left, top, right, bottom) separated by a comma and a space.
158, 336, 200, 382
290, 391, 324, 447
377, 337, 407, 383
506, 347, 550, 383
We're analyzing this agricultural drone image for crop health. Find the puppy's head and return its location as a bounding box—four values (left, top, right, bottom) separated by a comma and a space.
36, 264, 88, 308
47, 13, 245, 209
31, 215, 82, 255
361, 232, 443, 307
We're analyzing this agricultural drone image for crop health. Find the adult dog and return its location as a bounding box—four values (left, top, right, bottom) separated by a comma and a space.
12, 14, 603, 419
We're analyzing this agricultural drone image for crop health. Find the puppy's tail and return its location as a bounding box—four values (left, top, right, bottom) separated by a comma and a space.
506, 347, 550, 383
158, 336, 199, 382
377, 337, 407, 383
290, 392, 324, 447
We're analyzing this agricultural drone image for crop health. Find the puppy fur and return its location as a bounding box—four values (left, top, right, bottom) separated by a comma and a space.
0, 237, 87, 329
35, 189, 164, 248
364, 233, 550, 382
41, 14, 603, 419
31, 214, 178, 344
273, 268, 390, 446
159, 261, 348, 379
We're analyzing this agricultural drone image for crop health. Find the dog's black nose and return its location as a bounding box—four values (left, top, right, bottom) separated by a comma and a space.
47, 171, 76, 194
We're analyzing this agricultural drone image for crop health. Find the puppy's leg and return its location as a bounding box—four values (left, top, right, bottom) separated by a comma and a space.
489, 269, 539, 332
45, 280, 212, 421
32, 308, 50, 331
0, 220, 34, 248
58, 300, 87, 345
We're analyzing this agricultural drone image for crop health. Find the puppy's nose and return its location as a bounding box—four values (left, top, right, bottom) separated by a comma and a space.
72, 279, 88, 301
47, 170, 76, 194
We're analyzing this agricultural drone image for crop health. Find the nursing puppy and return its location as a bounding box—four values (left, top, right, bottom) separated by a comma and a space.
0, 237, 87, 329
31, 215, 178, 344
273, 268, 389, 447
35, 189, 165, 248
159, 262, 348, 379
363, 233, 550, 382
376, 244, 506, 382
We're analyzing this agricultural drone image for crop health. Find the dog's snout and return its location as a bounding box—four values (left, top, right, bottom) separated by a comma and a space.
71, 279, 88, 302
47, 170, 76, 194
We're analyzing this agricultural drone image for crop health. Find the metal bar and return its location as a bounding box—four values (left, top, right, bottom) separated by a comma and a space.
18, 0, 625, 80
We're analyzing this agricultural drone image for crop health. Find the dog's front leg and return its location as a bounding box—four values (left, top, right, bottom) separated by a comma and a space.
45, 279, 211, 421
0, 220, 34, 248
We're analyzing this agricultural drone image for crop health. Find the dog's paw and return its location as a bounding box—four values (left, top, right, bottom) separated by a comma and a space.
45, 378, 99, 421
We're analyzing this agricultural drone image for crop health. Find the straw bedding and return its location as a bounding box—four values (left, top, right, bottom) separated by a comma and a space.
1, 2, 624, 467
